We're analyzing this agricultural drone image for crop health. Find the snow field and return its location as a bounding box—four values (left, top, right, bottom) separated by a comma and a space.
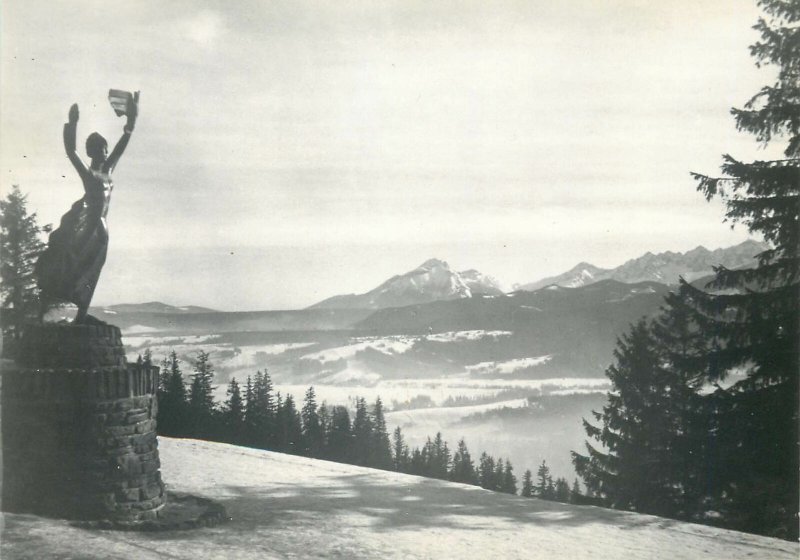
3, 438, 794, 559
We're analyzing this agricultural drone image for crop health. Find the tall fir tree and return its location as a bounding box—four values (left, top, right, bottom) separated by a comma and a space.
157, 350, 188, 437
521, 469, 534, 498
554, 477, 571, 503
429, 433, 451, 479
369, 397, 393, 470
570, 478, 582, 504
683, 0, 798, 539
0, 185, 49, 345
572, 320, 692, 516
249, 370, 275, 448
450, 438, 478, 485
501, 459, 518, 495
536, 460, 552, 499
326, 405, 352, 462
188, 350, 216, 437
478, 452, 496, 490
221, 378, 245, 444
391, 426, 410, 472
276, 394, 302, 454
351, 397, 374, 466
301, 387, 324, 457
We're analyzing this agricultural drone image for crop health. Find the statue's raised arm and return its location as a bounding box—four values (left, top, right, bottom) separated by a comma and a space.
63, 104, 89, 182
105, 91, 139, 173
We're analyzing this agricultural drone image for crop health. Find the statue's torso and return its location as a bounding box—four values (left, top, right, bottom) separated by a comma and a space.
85, 168, 113, 220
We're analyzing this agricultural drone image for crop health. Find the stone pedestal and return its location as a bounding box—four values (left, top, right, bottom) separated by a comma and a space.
1, 323, 166, 522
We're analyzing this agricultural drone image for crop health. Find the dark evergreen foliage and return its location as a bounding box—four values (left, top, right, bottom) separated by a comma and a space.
351, 397, 374, 466
156, 350, 188, 437
369, 397, 393, 469
521, 470, 534, 498
221, 378, 245, 444
478, 452, 496, 490
326, 405, 353, 463
392, 427, 410, 472
536, 460, 552, 500
188, 350, 216, 437
683, 0, 798, 538
0, 185, 49, 345
573, 1, 799, 539
501, 459, 518, 495
301, 387, 324, 457
450, 438, 478, 485
276, 394, 302, 454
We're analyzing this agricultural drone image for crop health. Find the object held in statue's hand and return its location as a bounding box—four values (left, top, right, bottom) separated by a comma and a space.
108, 89, 134, 117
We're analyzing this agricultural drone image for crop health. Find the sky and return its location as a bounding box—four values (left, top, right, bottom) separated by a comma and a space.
0, 1, 783, 310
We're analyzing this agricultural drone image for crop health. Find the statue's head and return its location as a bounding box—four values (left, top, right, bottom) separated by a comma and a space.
86, 132, 108, 161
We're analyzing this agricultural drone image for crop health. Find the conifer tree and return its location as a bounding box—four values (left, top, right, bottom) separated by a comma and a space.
521, 469, 534, 498
554, 477, 571, 503
188, 350, 216, 437
317, 402, 330, 452
301, 387, 324, 457
351, 397, 374, 466
250, 370, 275, 448
369, 397, 393, 470
478, 452, 496, 490
0, 185, 49, 344
536, 460, 551, 499
501, 459, 518, 495
277, 393, 302, 453
493, 460, 506, 493
430, 432, 451, 479
570, 478, 582, 504
243, 375, 256, 443
157, 350, 188, 436
409, 447, 426, 476
572, 320, 687, 515
326, 405, 352, 462
450, 438, 478, 485
221, 378, 245, 444
392, 427, 411, 472
681, 0, 799, 538
545, 476, 555, 500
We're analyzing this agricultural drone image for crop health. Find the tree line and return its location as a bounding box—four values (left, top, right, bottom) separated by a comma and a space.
147, 348, 582, 503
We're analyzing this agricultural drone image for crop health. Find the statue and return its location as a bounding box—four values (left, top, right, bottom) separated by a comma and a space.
36, 91, 139, 323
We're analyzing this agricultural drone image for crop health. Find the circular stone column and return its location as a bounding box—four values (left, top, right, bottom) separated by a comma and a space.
2, 323, 166, 522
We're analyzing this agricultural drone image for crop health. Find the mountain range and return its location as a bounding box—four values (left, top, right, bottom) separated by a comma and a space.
308, 240, 766, 310
517, 239, 767, 292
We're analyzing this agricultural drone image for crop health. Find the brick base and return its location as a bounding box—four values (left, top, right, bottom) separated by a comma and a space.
2, 323, 166, 522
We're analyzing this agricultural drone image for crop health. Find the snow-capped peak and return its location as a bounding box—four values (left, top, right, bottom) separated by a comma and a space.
309, 259, 504, 309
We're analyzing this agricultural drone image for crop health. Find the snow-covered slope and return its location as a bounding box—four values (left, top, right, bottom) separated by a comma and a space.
3, 438, 794, 559
309, 259, 502, 309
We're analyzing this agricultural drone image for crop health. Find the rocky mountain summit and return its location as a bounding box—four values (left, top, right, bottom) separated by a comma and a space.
309, 258, 502, 310
518, 240, 768, 291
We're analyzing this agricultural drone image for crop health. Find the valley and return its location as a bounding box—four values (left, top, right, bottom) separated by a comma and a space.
104, 241, 765, 481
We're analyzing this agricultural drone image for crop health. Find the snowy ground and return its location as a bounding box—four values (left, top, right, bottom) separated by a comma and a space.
2, 438, 795, 560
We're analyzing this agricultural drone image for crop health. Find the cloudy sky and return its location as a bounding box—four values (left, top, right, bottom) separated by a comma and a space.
1, 1, 781, 310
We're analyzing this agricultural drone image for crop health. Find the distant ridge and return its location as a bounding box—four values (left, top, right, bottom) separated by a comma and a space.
518, 239, 768, 292
98, 301, 218, 314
